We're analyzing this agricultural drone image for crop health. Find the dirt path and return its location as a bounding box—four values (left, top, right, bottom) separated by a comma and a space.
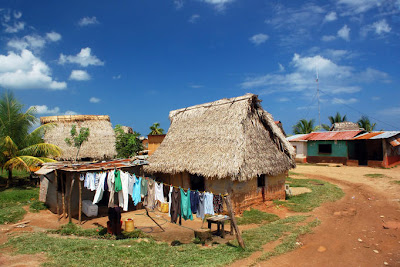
258, 165, 400, 267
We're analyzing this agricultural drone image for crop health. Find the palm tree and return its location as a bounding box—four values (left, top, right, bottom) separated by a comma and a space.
322, 112, 347, 131
357, 116, 376, 132
293, 119, 320, 134
149, 122, 165, 135
0, 91, 61, 186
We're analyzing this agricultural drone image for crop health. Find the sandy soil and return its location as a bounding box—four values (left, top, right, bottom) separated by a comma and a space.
1, 164, 399, 266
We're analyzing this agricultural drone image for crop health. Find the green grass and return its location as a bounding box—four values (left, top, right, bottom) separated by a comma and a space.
364, 173, 386, 178
0, 187, 40, 224
236, 208, 280, 225
0, 169, 30, 179
278, 177, 344, 212
391, 180, 400, 185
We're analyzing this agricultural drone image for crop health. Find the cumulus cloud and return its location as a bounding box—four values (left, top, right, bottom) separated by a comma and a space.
59, 47, 104, 67
332, 97, 358, 104
3, 21, 25, 33
30, 105, 60, 114
113, 74, 121, 80
249, 33, 269, 45
1, 9, 25, 33
78, 16, 99, 26
64, 110, 78, 115
337, 25, 350, 41
321, 35, 336, 42
189, 14, 200, 23
69, 70, 91, 81
361, 19, 391, 37
202, 0, 235, 11
46, 31, 62, 42
89, 97, 101, 103
0, 49, 66, 90
324, 11, 337, 22
278, 63, 285, 72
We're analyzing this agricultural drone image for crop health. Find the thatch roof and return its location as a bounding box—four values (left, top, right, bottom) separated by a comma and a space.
330, 122, 360, 131
144, 94, 296, 181
41, 115, 116, 161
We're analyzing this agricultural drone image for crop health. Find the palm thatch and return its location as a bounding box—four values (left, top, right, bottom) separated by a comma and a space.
330, 122, 360, 131
41, 115, 116, 161
144, 94, 296, 181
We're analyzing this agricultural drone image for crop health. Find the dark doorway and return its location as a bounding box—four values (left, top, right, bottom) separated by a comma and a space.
190, 174, 205, 191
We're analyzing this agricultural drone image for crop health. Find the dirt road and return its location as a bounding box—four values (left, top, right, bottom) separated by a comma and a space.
260, 165, 400, 267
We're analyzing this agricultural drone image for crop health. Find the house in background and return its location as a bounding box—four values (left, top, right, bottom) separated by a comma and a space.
144, 94, 296, 213
147, 134, 166, 156
330, 122, 361, 131
287, 134, 308, 163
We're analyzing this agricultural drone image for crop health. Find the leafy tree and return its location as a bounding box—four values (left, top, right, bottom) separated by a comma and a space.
114, 125, 143, 158
149, 122, 165, 135
65, 124, 90, 162
322, 112, 347, 131
0, 91, 61, 186
293, 119, 320, 134
357, 116, 376, 132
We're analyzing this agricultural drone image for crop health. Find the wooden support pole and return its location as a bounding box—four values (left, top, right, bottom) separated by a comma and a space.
54, 170, 60, 221
79, 179, 82, 224
144, 207, 165, 232
68, 175, 75, 223
224, 194, 245, 249
61, 173, 66, 219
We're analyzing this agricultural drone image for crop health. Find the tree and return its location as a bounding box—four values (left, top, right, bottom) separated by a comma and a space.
149, 122, 165, 135
65, 124, 90, 162
0, 91, 61, 186
293, 119, 320, 134
357, 116, 376, 132
322, 112, 347, 131
114, 125, 143, 158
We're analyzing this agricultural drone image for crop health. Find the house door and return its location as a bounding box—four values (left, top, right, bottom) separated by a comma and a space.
190, 174, 205, 191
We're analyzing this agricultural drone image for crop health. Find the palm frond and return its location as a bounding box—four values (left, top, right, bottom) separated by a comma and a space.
4, 156, 45, 172
0, 136, 19, 158
19, 143, 62, 157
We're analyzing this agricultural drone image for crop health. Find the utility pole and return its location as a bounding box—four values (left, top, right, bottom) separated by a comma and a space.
316, 68, 321, 128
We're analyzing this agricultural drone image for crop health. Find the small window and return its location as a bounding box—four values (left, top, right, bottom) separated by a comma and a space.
257, 175, 265, 187
318, 144, 332, 154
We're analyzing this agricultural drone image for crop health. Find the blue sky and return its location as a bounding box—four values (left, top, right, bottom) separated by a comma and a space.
0, 0, 399, 135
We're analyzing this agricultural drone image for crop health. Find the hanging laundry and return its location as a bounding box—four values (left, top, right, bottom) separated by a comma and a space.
180, 188, 193, 220
141, 178, 148, 197
163, 183, 170, 202
94, 173, 100, 189
170, 187, 181, 224
213, 194, 224, 214
118, 171, 130, 211
204, 192, 215, 216
168, 185, 173, 217
93, 172, 107, 204
107, 170, 115, 208
104, 172, 108, 191
128, 174, 136, 197
146, 179, 156, 209
154, 182, 165, 203
196, 192, 205, 219
79, 173, 85, 181
190, 190, 199, 214
132, 176, 142, 206
114, 170, 122, 192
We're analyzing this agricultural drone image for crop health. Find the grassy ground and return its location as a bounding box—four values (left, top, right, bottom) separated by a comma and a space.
391, 180, 400, 185
364, 173, 386, 178
236, 208, 280, 225
0, 187, 43, 224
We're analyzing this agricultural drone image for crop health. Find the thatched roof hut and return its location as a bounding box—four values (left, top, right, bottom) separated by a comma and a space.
330, 122, 360, 131
144, 94, 296, 182
41, 115, 117, 161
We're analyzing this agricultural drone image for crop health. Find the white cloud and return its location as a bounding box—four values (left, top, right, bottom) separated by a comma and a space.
0, 49, 66, 90
332, 98, 358, 104
337, 0, 380, 14
203, 0, 235, 11
190, 84, 203, 88
89, 97, 101, 103
59, 47, 104, 67
69, 70, 91, 81
174, 0, 184, 9
324, 11, 337, 22
249, 33, 269, 45
278, 63, 285, 72
78, 16, 99, 26
113, 74, 121, 80
30, 105, 60, 114
13, 11, 22, 19
46, 31, 62, 42
379, 107, 400, 116
371, 96, 380, 101
3, 21, 25, 33
337, 25, 350, 41
189, 14, 200, 23
373, 19, 391, 34
356, 68, 390, 83
277, 97, 290, 102
321, 35, 336, 41
64, 110, 78, 116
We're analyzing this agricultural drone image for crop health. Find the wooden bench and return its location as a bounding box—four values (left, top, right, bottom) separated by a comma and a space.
206, 215, 233, 238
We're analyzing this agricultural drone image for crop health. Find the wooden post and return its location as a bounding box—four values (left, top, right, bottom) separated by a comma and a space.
61, 173, 66, 219
54, 170, 60, 221
79, 178, 82, 224
224, 194, 245, 249
68, 175, 75, 223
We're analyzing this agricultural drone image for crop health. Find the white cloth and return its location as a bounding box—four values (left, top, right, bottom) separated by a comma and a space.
107, 171, 115, 208
118, 171, 130, 211
154, 182, 165, 203
168, 186, 173, 217
128, 174, 136, 197
93, 172, 107, 204
204, 192, 215, 215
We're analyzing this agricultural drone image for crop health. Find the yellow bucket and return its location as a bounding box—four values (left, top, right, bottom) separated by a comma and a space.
161, 203, 169, 213
125, 219, 135, 232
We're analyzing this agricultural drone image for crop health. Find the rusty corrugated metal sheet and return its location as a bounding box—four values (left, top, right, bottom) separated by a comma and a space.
389, 135, 400, 147
287, 134, 309, 141
304, 131, 363, 141
353, 132, 384, 140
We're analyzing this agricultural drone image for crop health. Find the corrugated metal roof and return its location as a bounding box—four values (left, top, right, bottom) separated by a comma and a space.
352, 131, 400, 140
287, 134, 308, 141
305, 131, 362, 140
353, 132, 384, 140
389, 136, 400, 147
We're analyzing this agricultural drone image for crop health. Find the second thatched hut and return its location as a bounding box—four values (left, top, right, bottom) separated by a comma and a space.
144, 94, 296, 213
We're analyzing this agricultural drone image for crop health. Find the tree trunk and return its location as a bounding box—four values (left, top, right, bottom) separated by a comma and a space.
7, 167, 13, 188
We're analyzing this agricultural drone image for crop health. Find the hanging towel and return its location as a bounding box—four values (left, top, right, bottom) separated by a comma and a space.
170, 187, 181, 224
128, 174, 136, 197
93, 172, 107, 204
168, 186, 173, 217
114, 170, 122, 192
180, 188, 193, 221
141, 178, 148, 197
213, 194, 224, 214
190, 190, 199, 214
146, 179, 156, 209
155, 182, 165, 203
204, 192, 215, 216
107, 170, 115, 208
132, 176, 142, 206
118, 171, 130, 211
196, 192, 205, 219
